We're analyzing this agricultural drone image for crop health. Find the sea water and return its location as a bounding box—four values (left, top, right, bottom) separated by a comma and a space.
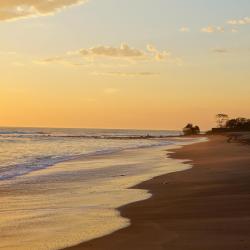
0, 127, 205, 250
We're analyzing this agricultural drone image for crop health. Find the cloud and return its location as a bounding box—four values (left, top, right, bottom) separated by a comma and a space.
36, 56, 65, 63
37, 43, 177, 66
146, 44, 170, 61
179, 27, 190, 32
200, 17, 250, 34
79, 44, 146, 60
34, 56, 91, 67
211, 48, 229, 53
201, 26, 225, 33
0, 0, 88, 21
92, 71, 160, 77
228, 17, 250, 25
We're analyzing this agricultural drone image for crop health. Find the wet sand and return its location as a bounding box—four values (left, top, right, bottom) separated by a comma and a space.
64, 135, 250, 250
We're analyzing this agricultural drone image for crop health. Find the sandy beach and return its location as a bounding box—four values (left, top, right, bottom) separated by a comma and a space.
2, 1, 249, 249
65, 135, 250, 250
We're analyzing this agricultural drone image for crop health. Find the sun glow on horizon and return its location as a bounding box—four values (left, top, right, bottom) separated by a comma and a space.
1, 0, 250, 130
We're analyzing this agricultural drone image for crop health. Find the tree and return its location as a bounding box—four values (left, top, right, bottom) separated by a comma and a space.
183, 124, 200, 135
216, 114, 229, 128
226, 119, 237, 129
194, 125, 200, 134
226, 117, 250, 130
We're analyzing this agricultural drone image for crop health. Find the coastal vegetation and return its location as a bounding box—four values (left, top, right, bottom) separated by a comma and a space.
216, 114, 229, 128
213, 114, 250, 132
183, 124, 200, 135
225, 117, 250, 130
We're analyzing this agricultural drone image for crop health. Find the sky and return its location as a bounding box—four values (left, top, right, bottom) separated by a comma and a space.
0, 0, 250, 130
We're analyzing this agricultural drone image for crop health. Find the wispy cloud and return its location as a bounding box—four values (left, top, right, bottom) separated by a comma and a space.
34, 56, 91, 67
146, 44, 170, 61
37, 43, 179, 66
201, 26, 225, 33
0, 0, 88, 21
200, 16, 250, 34
179, 27, 190, 32
92, 71, 160, 77
38, 44, 148, 64
211, 48, 229, 53
228, 17, 250, 26
36, 56, 65, 64
78, 44, 146, 60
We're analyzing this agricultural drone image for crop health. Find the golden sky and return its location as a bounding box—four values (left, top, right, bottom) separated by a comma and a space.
0, 0, 250, 130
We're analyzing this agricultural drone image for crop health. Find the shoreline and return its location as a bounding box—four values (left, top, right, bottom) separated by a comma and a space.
64, 135, 250, 250
0, 136, 198, 250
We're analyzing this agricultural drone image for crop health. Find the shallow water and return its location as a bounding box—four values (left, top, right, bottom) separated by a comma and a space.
0, 127, 180, 181
0, 128, 205, 250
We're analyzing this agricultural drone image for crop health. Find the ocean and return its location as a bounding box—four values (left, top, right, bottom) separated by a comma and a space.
0, 127, 204, 250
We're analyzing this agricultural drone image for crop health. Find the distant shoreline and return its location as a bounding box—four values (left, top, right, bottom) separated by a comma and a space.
64, 135, 250, 250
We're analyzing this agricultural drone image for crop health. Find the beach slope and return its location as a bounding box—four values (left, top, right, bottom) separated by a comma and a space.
65, 135, 250, 250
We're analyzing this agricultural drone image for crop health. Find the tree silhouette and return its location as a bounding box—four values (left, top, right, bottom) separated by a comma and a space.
216, 114, 229, 128
183, 124, 200, 135
226, 117, 250, 130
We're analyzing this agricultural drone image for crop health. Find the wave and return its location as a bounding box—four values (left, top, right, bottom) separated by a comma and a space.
0, 133, 181, 140
0, 128, 182, 140
42, 134, 181, 140
0, 140, 172, 182
0, 130, 45, 135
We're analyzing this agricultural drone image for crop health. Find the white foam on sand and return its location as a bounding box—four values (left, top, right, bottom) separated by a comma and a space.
0, 137, 206, 250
